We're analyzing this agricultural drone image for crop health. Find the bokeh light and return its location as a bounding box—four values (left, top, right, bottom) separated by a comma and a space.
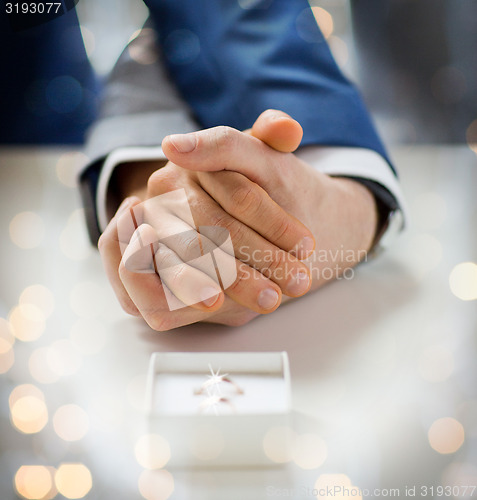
9, 304, 46, 342
9, 211, 45, 249
14, 465, 55, 500
128, 28, 159, 65
46, 76, 83, 114
311, 7, 334, 39
0, 337, 14, 374
9, 383, 44, 406
296, 7, 333, 43
19, 284, 55, 319
138, 469, 174, 500
466, 119, 477, 154
292, 433, 328, 470
53, 404, 90, 442
11, 396, 48, 434
55, 463, 92, 499
428, 417, 465, 454
0, 319, 15, 373
164, 29, 201, 65
128, 29, 142, 44
135, 434, 171, 469
449, 262, 477, 301
262, 426, 296, 464
10, 385, 48, 434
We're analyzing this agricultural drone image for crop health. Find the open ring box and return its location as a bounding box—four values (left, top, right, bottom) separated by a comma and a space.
145, 351, 292, 468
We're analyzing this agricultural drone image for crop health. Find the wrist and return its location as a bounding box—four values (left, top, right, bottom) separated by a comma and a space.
328, 176, 379, 253
301, 174, 379, 291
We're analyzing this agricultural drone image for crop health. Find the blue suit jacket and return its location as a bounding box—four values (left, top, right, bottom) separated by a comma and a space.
78, 0, 398, 242
0, 8, 98, 144
144, 0, 393, 168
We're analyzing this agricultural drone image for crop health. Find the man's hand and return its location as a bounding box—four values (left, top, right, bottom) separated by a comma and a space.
99, 110, 378, 331
98, 111, 317, 330
162, 111, 378, 294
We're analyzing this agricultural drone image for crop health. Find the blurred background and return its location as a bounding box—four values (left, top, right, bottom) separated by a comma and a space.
1, 2, 476, 500
75, 0, 477, 147
2, 0, 476, 147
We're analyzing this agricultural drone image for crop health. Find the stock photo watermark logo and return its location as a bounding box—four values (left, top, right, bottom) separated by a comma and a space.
5, 0, 80, 31
238, 246, 367, 282
117, 189, 237, 312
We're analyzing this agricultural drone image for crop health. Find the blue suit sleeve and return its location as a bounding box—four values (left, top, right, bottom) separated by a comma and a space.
0, 8, 98, 145
145, 0, 394, 172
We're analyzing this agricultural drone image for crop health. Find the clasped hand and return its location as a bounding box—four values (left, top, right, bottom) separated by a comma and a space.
98, 110, 378, 330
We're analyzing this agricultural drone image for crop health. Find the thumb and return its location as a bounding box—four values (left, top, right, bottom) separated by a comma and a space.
247, 109, 303, 153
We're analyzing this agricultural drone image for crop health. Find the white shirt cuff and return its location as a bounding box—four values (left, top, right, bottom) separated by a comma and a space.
97, 146, 408, 245
295, 146, 408, 246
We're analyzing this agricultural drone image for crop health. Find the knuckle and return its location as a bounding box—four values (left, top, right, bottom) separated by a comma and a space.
214, 126, 237, 151
118, 260, 127, 279
212, 213, 245, 244
260, 249, 288, 280
147, 169, 163, 192
146, 313, 172, 332
167, 263, 188, 289
177, 233, 201, 261
97, 232, 108, 253
147, 166, 178, 194
230, 183, 261, 216
268, 216, 291, 243
153, 244, 169, 269
225, 263, 255, 296
140, 297, 175, 331
225, 268, 246, 296
119, 297, 139, 316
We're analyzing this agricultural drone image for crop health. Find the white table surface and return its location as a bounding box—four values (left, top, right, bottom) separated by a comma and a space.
0, 146, 476, 500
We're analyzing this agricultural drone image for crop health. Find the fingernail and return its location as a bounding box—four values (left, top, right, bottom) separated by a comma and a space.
264, 109, 288, 120
286, 270, 310, 296
290, 236, 315, 259
258, 288, 280, 310
168, 133, 197, 153
201, 287, 221, 307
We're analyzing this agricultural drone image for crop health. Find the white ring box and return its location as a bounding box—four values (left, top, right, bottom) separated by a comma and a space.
145, 351, 292, 468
